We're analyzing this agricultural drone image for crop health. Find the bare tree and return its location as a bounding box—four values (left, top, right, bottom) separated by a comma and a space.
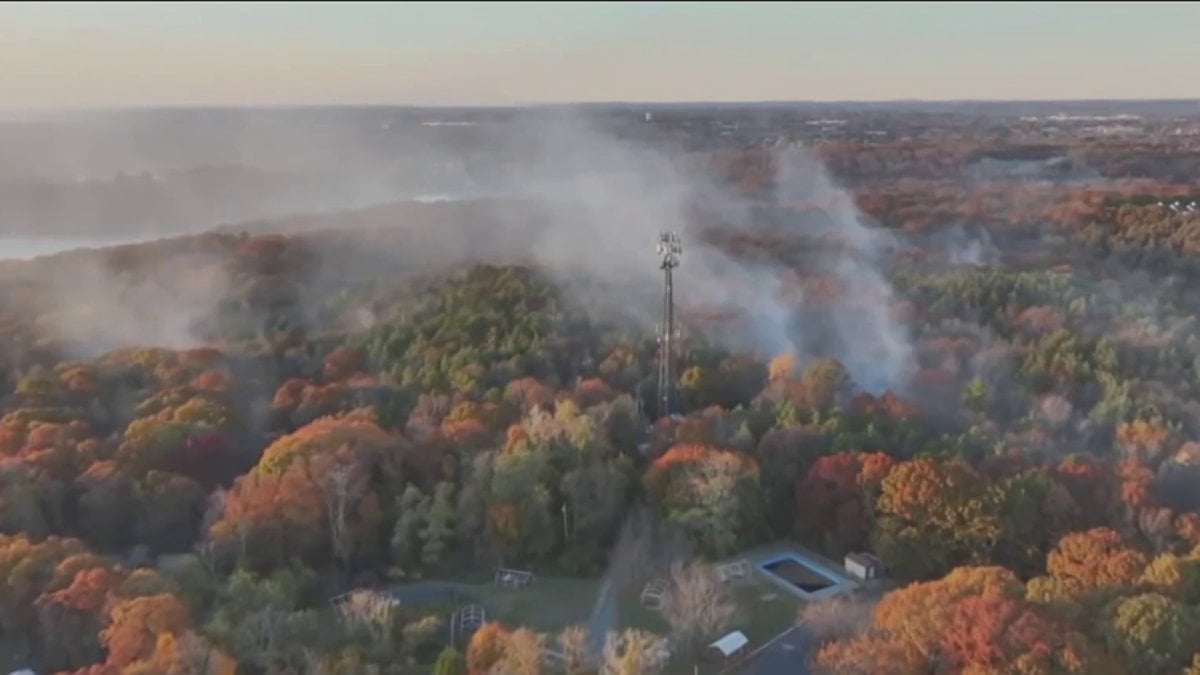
609, 508, 691, 596
798, 596, 873, 644
601, 629, 669, 675
558, 624, 592, 674
196, 539, 220, 574
245, 606, 284, 665
198, 488, 242, 569
489, 627, 546, 675
660, 562, 738, 652
201, 487, 227, 533
336, 589, 398, 648
303, 650, 334, 675
173, 631, 235, 675
322, 458, 367, 575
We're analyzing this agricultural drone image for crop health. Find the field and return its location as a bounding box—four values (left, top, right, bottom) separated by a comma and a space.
432, 567, 801, 673
615, 572, 802, 674
618, 576, 800, 645
456, 576, 604, 634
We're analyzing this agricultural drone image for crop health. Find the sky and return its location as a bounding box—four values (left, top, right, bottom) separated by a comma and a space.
2, 1, 1198, 109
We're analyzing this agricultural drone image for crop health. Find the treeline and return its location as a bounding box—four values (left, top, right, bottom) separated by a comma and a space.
0, 159, 1199, 673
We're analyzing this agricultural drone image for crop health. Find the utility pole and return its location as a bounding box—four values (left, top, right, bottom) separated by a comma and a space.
656, 231, 682, 419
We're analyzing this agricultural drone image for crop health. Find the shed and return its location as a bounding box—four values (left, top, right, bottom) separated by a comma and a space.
707, 630, 749, 662
844, 552, 883, 581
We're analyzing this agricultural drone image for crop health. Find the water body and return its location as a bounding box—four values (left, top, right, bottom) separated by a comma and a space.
0, 235, 131, 261
0, 193, 487, 262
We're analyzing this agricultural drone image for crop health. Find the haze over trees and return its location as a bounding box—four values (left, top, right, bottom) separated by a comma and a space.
1, 102, 1200, 673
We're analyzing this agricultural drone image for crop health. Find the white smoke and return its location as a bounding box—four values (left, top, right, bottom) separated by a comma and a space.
1, 109, 915, 392
475, 113, 914, 392
25, 242, 231, 355
942, 223, 999, 267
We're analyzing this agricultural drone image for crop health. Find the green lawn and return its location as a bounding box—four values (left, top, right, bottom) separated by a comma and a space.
619, 575, 800, 643
456, 576, 603, 634
0, 637, 33, 674
616, 580, 669, 634
617, 573, 802, 674
446, 566, 802, 674
730, 580, 802, 645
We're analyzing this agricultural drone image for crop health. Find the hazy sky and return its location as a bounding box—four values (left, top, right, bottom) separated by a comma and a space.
2, 1, 1197, 108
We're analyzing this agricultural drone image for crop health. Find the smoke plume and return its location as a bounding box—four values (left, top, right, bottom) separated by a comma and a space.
477, 112, 913, 392
0, 108, 914, 392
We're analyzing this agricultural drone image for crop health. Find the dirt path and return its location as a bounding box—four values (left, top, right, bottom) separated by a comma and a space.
586, 571, 619, 660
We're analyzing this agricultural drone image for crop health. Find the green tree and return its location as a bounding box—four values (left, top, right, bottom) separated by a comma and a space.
962, 376, 989, 416
115, 418, 192, 477
990, 470, 1076, 577
0, 466, 60, 537
560, 458, 633, 568
1103, 593, 1198, 674
420, 482, 456, 567
75, 463, 137, 550
432, 646, 466, 675
488, 450, 557, 562
391, 485, 429, 570
774, 399, 800, 429
135, 471, 206, 553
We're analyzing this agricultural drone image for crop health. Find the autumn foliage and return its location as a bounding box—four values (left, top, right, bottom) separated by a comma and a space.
3, 123, 1200, 674
816, 565, 1114, 675
795, 451, 896, 553
1045, 528, 1149, 598
466, 622, 511, 674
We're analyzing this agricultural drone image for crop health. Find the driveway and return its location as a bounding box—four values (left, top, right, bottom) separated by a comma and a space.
385, 580, 460, 606
735, 626, 813, 675
587, 573, 619, 659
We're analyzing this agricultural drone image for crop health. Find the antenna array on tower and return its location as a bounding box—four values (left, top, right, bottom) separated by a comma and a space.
656, 232, 682, 419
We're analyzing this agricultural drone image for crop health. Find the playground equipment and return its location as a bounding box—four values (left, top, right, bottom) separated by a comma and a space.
495, 567, 536, 589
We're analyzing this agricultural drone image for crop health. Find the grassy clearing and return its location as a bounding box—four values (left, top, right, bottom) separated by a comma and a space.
456, 576, 603, 634
448, 565, 802, 674
730, 580, 802, 645
1, 637, 33, 674
619, 575, 801, 643
616, 573, 802, 674
613, 574, 666, 632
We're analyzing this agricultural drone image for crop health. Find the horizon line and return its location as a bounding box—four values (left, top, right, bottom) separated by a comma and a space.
5, 96, 1200, 115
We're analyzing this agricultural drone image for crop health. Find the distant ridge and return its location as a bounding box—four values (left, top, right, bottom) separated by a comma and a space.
5, 98, 1200, 119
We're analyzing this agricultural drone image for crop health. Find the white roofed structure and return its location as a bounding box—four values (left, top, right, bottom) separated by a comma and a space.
708, 630, 749, 659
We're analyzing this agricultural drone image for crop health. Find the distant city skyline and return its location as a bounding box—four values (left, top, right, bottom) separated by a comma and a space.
2, 1, 1198, 109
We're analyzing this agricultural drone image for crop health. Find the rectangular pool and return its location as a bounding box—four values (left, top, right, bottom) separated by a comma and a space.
758, 553, 848, 599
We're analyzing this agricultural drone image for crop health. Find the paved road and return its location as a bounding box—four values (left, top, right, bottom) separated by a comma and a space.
736, 626, 813, 675
385, 580, 459, 606
586, 574, 619, 660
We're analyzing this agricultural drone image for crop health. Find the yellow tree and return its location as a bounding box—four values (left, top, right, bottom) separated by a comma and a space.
1102, 593, 1199, 674
100, 594, 191, 667
872, 458, 1000, 579
466, 622, 511, 675
1139, 552, 1200, 604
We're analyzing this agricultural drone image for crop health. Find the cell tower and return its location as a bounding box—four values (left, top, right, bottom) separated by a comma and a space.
656, 231, 682, 418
